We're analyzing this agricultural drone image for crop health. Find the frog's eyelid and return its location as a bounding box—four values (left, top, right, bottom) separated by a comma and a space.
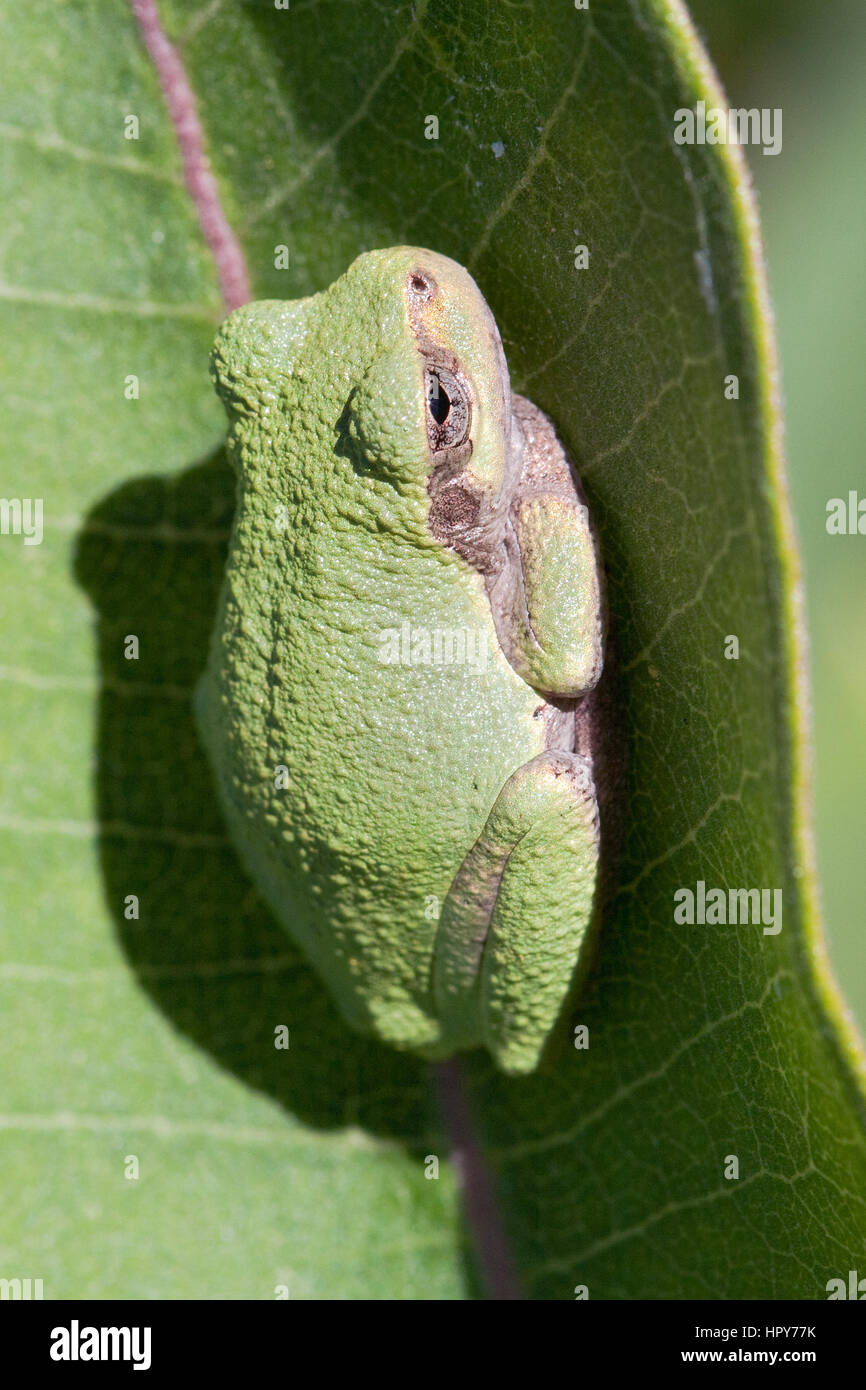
424, 363, 471, 453
404, 267, 473, 455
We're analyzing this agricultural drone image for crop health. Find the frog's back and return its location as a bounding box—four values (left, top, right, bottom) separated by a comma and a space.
197, 487, 549, 1049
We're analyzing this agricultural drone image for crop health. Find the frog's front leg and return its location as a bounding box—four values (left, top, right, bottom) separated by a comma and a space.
433, 750, 599, 1075
486, 394, 603, 699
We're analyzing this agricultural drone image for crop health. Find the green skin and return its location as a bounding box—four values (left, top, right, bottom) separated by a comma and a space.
196, 247, 604, 1075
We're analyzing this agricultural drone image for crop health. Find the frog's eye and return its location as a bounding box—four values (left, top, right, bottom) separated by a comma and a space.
425, 364, 471, 453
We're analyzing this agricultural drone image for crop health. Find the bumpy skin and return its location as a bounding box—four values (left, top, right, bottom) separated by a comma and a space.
196, 247, 604, 1075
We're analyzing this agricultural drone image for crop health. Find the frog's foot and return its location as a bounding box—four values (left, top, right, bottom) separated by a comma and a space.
487, 394, 603, 699
433, 750, 599, 1075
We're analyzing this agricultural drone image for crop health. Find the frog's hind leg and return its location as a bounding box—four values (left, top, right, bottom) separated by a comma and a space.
433, 750, 599, 1075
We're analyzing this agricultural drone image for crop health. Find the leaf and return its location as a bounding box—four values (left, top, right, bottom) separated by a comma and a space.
1, 0, 864, 1300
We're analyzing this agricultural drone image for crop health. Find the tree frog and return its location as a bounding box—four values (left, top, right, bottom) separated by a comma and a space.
196, 247, 604, 1075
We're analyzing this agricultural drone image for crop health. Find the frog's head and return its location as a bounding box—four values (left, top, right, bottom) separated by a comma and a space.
209, 295, 314, 427
334, 247, 521, 560
209, 248, 520, 555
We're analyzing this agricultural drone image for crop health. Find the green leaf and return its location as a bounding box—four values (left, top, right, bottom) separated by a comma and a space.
1, 0, 863, 1299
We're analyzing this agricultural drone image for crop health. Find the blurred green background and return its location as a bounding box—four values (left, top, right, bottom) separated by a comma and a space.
689, 0, 866, 1027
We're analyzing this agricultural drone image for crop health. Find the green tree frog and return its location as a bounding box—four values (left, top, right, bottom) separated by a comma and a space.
196, 247, 604, 1075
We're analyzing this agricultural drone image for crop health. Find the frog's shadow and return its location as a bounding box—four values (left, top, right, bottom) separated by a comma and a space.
73, 450, 439, 1146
